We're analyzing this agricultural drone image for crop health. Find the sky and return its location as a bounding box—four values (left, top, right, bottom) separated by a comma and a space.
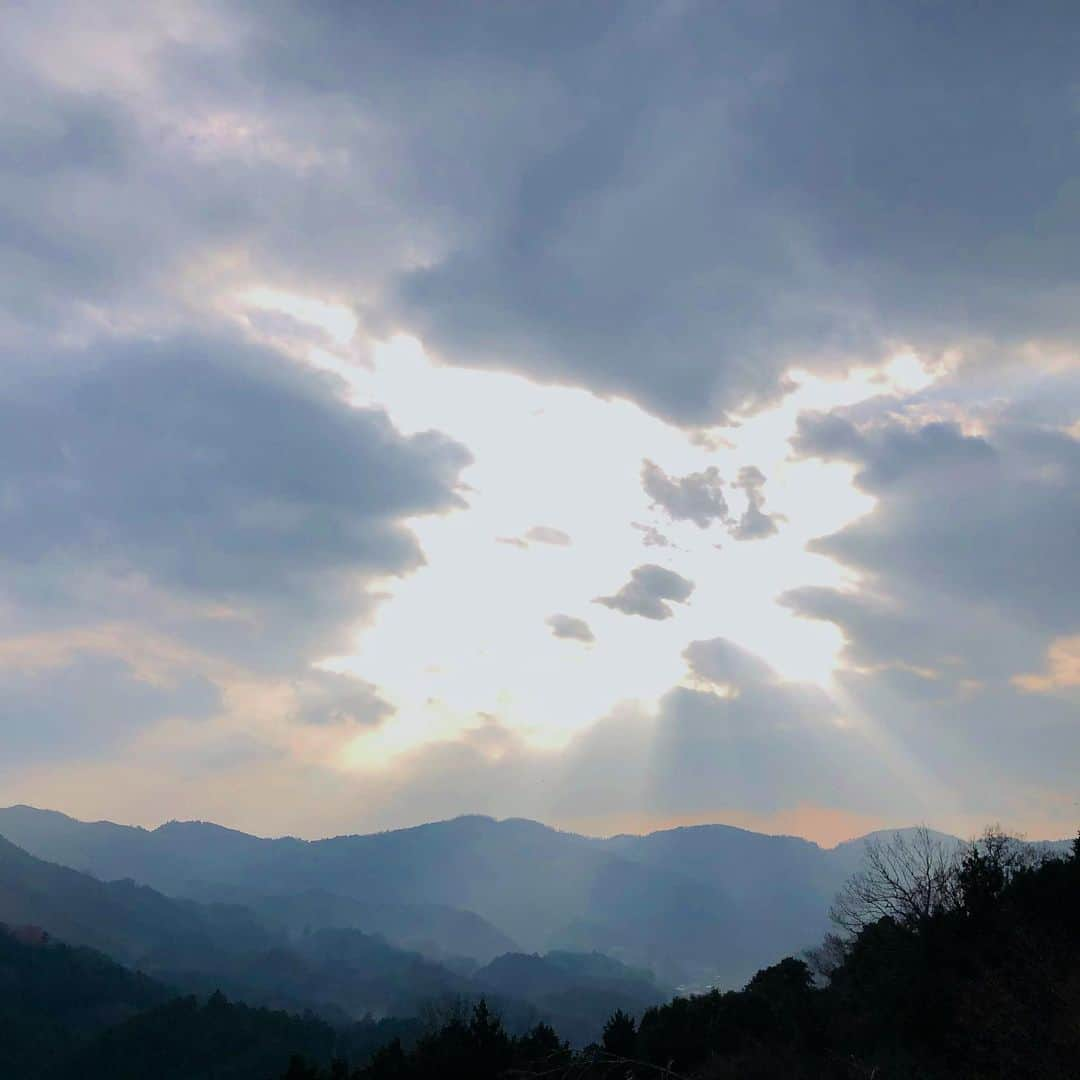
1, 2, 1078, 847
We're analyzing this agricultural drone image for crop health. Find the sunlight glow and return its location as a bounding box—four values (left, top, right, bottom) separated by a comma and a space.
229, 289, 940, 768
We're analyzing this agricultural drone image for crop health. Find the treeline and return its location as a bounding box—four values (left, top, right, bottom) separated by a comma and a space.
285, 830, 1080, 1079
0, 928, 422, 1080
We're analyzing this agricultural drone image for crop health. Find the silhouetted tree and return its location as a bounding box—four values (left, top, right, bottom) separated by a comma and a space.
830, 827, 959, 933
601, 1008, 637, 1058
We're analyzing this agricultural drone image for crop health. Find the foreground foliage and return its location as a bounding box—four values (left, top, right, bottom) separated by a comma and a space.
288, 831, 1080, 1079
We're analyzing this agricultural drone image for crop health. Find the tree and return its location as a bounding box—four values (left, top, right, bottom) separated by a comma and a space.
830, 827, 960, 934
601, 1008, 637, 1058
956, 825, 1029, 921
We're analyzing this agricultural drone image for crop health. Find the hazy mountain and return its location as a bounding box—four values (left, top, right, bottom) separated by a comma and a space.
0, 834, 669, 1040
0, 833, 273, 970
250, 891, 518, 968
0, 837, 466, 1021
600, 824, 838, 977
8, 805, 1059, 988
0, 809, 756, 983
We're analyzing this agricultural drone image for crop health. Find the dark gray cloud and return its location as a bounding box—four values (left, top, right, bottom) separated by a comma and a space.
793, 414, 997, 494
0, 332, 469, 768
383, 5, 1080, 421
641, 460, 729, 528
546, 614, 595, 644
595, 564, 694, 620
7, 5, 1078, 423
792, 409, 1080, 633
640, 460, 779, 540
0, 337, 467, 614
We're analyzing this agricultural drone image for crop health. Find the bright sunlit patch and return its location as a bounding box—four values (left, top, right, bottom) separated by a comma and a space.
238, 286, 358, 345
302, 337, 942, 767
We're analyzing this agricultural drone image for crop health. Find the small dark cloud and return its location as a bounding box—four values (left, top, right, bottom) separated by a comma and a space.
595, 564, 694, 621
641, 460, 729, 528
292, 670, 394, 727
684, 637, 777, 689
729, 465, 780, 541
631, 522, 674, 548
546, 614, 595, 643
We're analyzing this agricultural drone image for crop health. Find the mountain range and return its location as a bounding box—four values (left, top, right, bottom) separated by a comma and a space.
0, 823, 663, 1044
0, 805, 1015, 990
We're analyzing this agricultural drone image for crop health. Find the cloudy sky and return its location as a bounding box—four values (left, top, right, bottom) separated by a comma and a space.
2, 2, 1078, 845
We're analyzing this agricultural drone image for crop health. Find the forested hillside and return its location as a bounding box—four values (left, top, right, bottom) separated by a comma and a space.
286, 830, 1080, 1079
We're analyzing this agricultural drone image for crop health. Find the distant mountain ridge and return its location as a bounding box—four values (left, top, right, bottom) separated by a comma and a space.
0, 834, 667, 1043
3, 805, 1069, 989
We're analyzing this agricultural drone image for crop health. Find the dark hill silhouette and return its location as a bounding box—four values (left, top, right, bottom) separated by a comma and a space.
0, 833, 273, 969
0, 921, 169, 1077
472, 950, 665, 1046
0, 925, 421, 1080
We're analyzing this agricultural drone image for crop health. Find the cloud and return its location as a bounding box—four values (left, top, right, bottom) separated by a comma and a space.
0, 336, 468, 616
631, 522, 673, 548
793, 414, 997, 494
291, 670, 394, 727
641, 460, 729, 528
0, 654, 220, 772
640, 460, 779, 541
595, 564, 694, 621
384, 6, 1080, 422
791, 406, 1080, 633
7, 6, 1078, 425
3, 4, 1079, 842
0, 332, 469, 771
311, 639, 909, 838
1013, 636, 1080, 695
729, 466, 780, 541
546, 614, 595, 644
498, 525, 572, 549
524, 525, 572, 546
684, 637, 778, 690
776, 369, 1080, 830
